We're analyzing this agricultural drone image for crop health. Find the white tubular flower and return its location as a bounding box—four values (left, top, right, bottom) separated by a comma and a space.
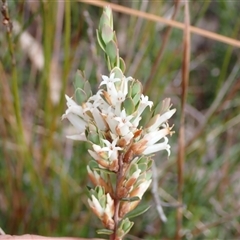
132, 94, 152, 126
120, 76, 133, 95
89, 89, 110, 110
64, 95, 91, 121
105, 116, 118, 135
92, 144, 108, 160
131, 116, 142, 129
62, 112, 87, 133
100, 74, 120, 105
143, 126, 171, 146
64, 104, 83, 118
114, 91, 125, 115
115, 109, 134, 137
100, 73, 120, 87
66, 133, 87, 141
146, 108, 176, 132
88, 149, 101, 160
65, 94, 78, 108
138, 94, 153, 115
91, 108, 107, 131
114, 109, 133, 124
102, 138, 122, 161
143, 137, 170, 156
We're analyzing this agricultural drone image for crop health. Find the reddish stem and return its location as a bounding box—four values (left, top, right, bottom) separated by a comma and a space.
110, 153, 124, 240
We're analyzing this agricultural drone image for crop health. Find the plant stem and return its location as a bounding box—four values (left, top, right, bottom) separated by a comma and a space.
110, 153, 124, 240
1, 0, 25, 148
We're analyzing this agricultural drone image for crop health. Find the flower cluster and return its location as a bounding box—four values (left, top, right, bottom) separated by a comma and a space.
62, 68, 175, 162
62, 66, 175, 236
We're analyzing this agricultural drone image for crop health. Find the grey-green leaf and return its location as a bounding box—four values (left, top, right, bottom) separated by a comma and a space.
88, 160, 99, 169
132, 92, 141, 106
93, 167, 116, 175
131, 80, 143, 97
84, 81, 92, 98
128, 163, 138, 176
125, 204, 151, 219
119, 57, 126, 73
74, 70, 85, 90
123, 97, 135, 115
96, 30, 106, 51
102, 24, 114, 44
99, 12, 110, 31
75, 88, 88, 105
87, 132, 100, 145
121, 196, 140, 202
96, 228, 114, 235
111, 67, 124, 79
104, 6, 113, 29
138, 162, 147, 172
105, 40, 117, 62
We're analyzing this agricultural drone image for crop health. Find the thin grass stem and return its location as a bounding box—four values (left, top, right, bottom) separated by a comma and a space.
78, 0, 240, 48
144, 0, 181, 94
176, 2, 190, 239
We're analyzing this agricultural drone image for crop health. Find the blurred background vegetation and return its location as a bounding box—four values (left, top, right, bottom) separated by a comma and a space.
1, 0, 240, 239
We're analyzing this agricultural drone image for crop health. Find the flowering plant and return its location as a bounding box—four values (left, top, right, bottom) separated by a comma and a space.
62, 6, 175, 240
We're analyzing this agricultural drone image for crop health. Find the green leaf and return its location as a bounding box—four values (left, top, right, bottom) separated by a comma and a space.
102, 24, 114, 44
138, 156, 150, 164
94, 168, 116, 175
121, 196, 140, 202
99, 194, 106, 207
75, 88, 88, 105
119, 57, 126, 73
87, 132, 100, 145
146, 171, 152, 180
96, 228, 114, 235
138, 163, 147, 172
145, 114, 159, 128
111, 67, 124, 79
152, 98, 172, 116
84, 81, 92, 98
106, 55, 112, 71
74, 70, 85, 90
105, 40, 117, 62
96, 185, 104, 197
147, 159, 153, 169
96, 30, 106, 51
125, 204, 151, 219
132, 92, 141, 106
139, 104, 152, 126
131, 80, 143, 97
88, 160, 99, 169
99, 12, 110, 31
137, 157, 152, 170
152, 101, 161, 116
123, 97, 135, 115
128, 163, 138, 176
104, 6, 113, 29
